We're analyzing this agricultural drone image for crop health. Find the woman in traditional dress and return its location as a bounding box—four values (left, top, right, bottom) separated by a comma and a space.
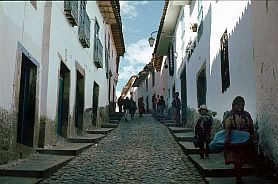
224, 96, 255, 184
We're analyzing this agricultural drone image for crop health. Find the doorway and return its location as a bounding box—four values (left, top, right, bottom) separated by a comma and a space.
180, 68, 187, 126
146, 96, 149, 112
197, 65, 207, 107
17, 53, 37, 147
92, 82, 99, 127
57, 62, 70, 137
75, 70, 84, 131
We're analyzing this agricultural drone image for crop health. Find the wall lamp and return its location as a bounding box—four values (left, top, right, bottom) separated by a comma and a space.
148, 31, 158, 47
148, 31, 175, 47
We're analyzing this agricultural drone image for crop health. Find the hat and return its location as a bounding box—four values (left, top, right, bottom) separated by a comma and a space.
199, 105, 208, 111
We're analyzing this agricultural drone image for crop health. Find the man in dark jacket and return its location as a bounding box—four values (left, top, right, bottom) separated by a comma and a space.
123, 97, 131, 122
130, 97, 137, 118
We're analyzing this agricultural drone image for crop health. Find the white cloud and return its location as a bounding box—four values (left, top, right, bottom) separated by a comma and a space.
118, 65, 142, 81
118, 38, 153, 81
133, 1, 148, 6
120, 1, 149, 19
124, 39, 153, 65
120, 1, 137, 19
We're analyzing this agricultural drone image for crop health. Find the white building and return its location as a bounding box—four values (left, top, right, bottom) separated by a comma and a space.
0, 1, 124, 164
150, 0, 278, 166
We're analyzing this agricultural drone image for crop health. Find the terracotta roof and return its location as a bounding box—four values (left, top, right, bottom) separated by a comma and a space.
132, 61, 154, 87
121, 75, 138, 97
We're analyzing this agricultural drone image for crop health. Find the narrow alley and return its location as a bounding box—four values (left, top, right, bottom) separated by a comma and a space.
40, 114, 205, 184
1, 1, 278, 184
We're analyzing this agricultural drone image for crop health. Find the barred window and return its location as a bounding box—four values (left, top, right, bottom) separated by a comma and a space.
220, 30, 230, 93
152, 70, 155, 87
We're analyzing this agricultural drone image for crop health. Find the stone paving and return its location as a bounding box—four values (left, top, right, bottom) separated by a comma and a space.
40, 114, 205, 184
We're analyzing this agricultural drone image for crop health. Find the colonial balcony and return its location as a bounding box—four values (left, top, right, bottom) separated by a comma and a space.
78, 9, 90, 48
93, 38, 103, 68
64, 1, 78, 26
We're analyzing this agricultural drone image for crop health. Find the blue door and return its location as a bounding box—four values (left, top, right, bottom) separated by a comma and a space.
57, 77, 64, 136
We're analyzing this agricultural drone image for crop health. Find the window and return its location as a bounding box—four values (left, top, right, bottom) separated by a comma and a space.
105, 34, 108, 77
220, 30, 230, 93
94, 21, 100, 40
168, 44, 175, 76
93, 20, 103, 68
64, 1, 78, 26
78, 1, 90, 48
152, 70, 155, 87
108, 33, 111, 59
197, 20, 203, 42
146, 78, 148, 92
172, 84, 175, 98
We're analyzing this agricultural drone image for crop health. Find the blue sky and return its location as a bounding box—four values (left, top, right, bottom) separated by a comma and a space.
116, 1, 164, 98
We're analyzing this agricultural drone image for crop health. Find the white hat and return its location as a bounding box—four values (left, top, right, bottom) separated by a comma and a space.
199, 105, 208, 111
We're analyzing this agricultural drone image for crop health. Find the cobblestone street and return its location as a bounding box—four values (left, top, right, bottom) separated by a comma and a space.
40, 115, 205, 184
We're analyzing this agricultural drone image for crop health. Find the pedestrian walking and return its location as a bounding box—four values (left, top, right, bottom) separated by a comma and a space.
123, 97, 131, 122
138, 97, 145, 118
117, 96, 124, 113
172, 92, 181, 126
223, 96, 256, 184
130, 97, 137, 118
156, 95, 160, 112
157, 96, 166, 116
194, 105, 213, 159
152, 94, 157, 112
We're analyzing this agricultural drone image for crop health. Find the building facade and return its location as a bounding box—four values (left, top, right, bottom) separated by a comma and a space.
0, 1, 124, 164
135, 0, 278, 166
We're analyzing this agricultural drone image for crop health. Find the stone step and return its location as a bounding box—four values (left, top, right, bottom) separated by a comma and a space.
168, 127, 193, 133
155, 117, 162, 121
160, 119, 173, 124
173, 132, 195, 141
164, 123, 174, 127
67, 134, 106, 143
101, 123, 118, 128
0, 176, 42, 184
36, 143, 93, 156
188, 153, 254, 177
178, 141, 200, 155
87, 128, 115, 134
108, 119, 120, 124
109, 116, 122, 121
0, 154, 74, 178
109, 112, 124, 117
205, 176, 275, 184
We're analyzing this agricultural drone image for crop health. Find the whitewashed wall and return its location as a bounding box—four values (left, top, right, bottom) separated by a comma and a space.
46, 1, 108, 121
105, 24, 119, 107
252, 1, 278, 164
185, 1, 256, 120
0, 1, 44, 110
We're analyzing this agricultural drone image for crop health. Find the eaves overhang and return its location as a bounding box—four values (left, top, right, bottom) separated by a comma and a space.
155, 0, 181, 56
152, 0, 181, 71
98, 0, 125, 56
132, 71, 148, 87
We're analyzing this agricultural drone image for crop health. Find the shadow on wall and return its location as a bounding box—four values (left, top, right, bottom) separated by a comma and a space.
209, 2, 255, 134
208, 2, 277, 173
